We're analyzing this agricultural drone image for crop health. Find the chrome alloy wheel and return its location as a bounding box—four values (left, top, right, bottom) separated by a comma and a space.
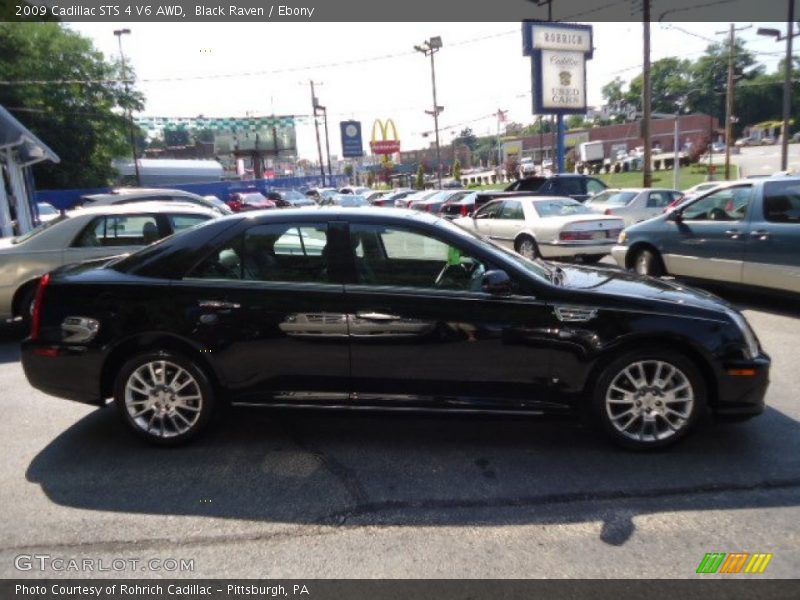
124, 360, 203, 438
518, 238, 536, 259
605, 360, 694, 443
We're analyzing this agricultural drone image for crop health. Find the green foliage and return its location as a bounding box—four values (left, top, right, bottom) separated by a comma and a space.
0, 22, 144, 189
453, 127, 477, 150
343, 164, 354, 177
415, 164, 425, 189
452, 159, 462, 180
163, 129, 191, 147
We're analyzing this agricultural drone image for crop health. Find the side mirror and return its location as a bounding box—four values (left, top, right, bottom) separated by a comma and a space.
481, 270, 513, 295
668, 210, 683, 223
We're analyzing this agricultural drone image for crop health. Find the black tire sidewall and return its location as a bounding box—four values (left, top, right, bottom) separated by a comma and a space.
592, 348, 706, 450
114, 351, 215, 446
515, 235, 539, 259
635, 248, 664, 276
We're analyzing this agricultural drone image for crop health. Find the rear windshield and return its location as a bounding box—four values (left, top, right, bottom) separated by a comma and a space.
591, 191, 637, 205
533, 199, 592, 217
11, 215, 69, 244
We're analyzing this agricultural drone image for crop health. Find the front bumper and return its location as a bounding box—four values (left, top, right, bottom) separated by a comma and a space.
714, 352, 770, 420
21, 340, 105, 406
610, 245, 629, 268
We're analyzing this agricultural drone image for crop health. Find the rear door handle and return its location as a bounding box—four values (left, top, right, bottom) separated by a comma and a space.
355, 311, 401, 321
750, 230, 770, 241
198, 299, 241, 310
724, 229, 742, 240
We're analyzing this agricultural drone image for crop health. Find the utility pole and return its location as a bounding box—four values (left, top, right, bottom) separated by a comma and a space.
309, 81, 326, 186
758, 7, 798, 172
114, 28, 140, 187
642, 1, 652, 188
717, 24, 751, 179
415, 37, 444, 189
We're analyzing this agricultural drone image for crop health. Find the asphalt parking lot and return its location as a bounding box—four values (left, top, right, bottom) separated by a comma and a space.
0, 277, 798, 579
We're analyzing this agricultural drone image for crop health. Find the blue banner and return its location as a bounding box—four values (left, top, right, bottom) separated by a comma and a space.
340, 120, 364, 158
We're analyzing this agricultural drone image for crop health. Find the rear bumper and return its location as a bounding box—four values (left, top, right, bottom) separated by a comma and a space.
21, 340, 105, 406
538, 240, 616, 258
714, 352, 770, 420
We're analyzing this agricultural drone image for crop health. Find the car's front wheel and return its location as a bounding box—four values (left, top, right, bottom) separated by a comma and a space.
632, 247, 664, 277
114, 351, 215, 446
593, 349, 705, 450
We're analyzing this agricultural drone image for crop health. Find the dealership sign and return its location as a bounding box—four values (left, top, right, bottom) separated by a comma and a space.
522, 22, 593, 115
370, 119, 401, 155
340, 120, 364, 158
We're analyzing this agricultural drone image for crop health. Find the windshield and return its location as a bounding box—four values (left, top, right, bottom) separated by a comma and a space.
533, 199, 593, 217
37, 203, 58, 215
241, 193, 266, 204
339, 195, 369, 206
590, 191, 637, 205
12, 215, 68, 244
281, 190, 306, 201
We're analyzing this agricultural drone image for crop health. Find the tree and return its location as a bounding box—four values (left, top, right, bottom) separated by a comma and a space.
163, 129, 191, 147
452, 158, 462, 181
415, 164, 425, 189
566, 115, 590, 130
626, 57, 693, 114
504, 122, 525, 136
453, 127, 477, 150
0, 23, 144, 189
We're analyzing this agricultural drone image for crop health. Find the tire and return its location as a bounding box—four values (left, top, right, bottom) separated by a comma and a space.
632, 247, 665, 277
114, 351, 216, 446
15, 284, 38, 325
592, 348, 705, 450
514, 235, 540, 260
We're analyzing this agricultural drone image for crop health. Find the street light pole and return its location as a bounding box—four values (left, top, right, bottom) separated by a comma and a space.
415, 37, 443, 189
114, 28, 140, 187
758, 6, 797, 172
309, 80, 326, 186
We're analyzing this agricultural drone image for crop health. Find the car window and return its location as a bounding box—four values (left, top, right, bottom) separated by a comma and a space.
681, 186, 752, 222
532, 199, 593, 217
169, 214, 211, 233
73, 214, 161, 247
586, 179, 607, 195
554, 178, 584, 196
349, 224, 487, 292
474, 200, 502, 220
763, 181, 800, 223
188, 223, 329, 283
591, 191, 637, 205
647, 192, 672, 208
498, 200, 525, 219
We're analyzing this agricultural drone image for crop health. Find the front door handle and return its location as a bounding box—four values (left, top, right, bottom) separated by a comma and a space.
355, 311, 401, 321
198, 299, 241, 310
750, 230, 770, 241
724, 229, 742, 240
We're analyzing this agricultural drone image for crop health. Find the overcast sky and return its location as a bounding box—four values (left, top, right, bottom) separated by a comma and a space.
68, 21, 788, 162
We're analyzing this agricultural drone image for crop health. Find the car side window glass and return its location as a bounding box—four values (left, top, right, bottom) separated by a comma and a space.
169, 214, 210, 232
647, 192, 669, 208
498, 200, 524, 219
587, 179, 606, 195
763, 181, 800, 223
349, 224, 487, 292
188, 223, 329, 283
556, 179, 583, 196
681, 187, 752, 222
74, 215, 160, 247
474, 201, 501, 220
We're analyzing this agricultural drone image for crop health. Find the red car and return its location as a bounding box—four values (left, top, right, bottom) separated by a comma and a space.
226, 192, 277, 213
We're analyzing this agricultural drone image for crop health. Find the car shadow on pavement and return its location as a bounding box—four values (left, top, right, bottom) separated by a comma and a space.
0, 323, 25, 364
25, 405, 800, 546
701, 286, 800, 319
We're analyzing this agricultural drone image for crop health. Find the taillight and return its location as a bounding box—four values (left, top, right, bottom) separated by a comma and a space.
460, 205, 469, 216
31, 272, 50, 340
604, 208, 613, 215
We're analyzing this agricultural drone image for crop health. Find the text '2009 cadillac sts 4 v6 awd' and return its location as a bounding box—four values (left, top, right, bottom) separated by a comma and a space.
21, 208, 769, 450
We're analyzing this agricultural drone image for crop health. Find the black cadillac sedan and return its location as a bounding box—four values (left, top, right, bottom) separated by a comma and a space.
21, 208, 769, 450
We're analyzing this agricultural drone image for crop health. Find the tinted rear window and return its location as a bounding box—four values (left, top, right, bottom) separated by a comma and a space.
763, 180, 800, 223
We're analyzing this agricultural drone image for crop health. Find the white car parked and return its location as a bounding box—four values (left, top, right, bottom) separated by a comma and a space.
0, 202, 217, 322
455, 196, 624, 263
584, 188, 683, 227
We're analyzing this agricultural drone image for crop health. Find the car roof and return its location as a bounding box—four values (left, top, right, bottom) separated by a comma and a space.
216, 206, 437, 225
69, 201, 218, 216
84, 188, 204, 200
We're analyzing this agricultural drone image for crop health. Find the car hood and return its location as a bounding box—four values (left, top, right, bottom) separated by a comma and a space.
559, 263, 733, 313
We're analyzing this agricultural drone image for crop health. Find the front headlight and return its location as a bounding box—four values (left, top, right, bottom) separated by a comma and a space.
617, 230, 627, 245
727, 310, 760, 359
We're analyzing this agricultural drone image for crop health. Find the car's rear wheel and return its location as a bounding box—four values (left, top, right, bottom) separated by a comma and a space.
593, 349, 705, 450
515, 235, 540, 260
632, 247, 664, 277
114, 351, 215, 446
